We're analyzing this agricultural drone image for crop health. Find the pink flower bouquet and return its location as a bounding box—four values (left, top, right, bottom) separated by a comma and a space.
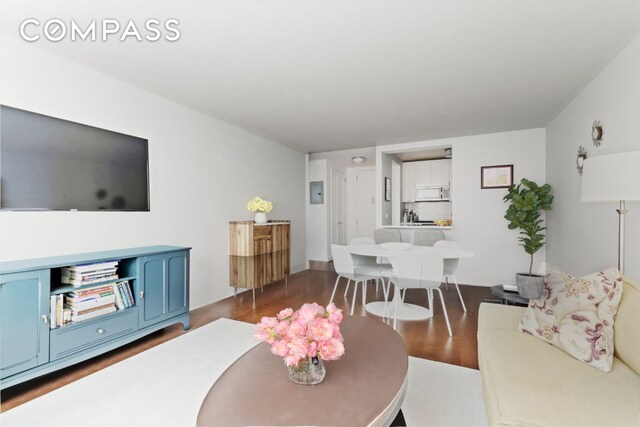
255, 302, 345, 367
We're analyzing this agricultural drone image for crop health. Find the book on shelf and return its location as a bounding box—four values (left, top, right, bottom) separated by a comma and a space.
113, 283, 125, 310
50, 294, 72, 329
74, 302, 116, 316
71, 305, 117, 322
65, 294, 116, 311
118, 280, 135, 307
61, 268, 118, 281
50, 295, 56, 329
57, 294, 63, 327
61, 260, 120, 287
70, 284, 116, 297
64, 260, 119, 273
61, 274, 119, 287
63, 308, 71, 324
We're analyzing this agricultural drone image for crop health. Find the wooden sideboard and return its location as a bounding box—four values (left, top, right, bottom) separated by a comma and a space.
229, 221, 290, 300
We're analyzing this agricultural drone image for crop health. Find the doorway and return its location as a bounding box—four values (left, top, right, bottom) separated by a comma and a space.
347, 167, 376, 242
331, 169, 347, 245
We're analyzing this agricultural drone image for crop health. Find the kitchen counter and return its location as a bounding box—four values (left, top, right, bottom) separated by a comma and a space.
380, 224, 452, 230
379, 224, 452, 244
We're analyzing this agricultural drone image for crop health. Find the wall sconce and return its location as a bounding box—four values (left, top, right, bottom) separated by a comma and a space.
576, 146, 587, 175
592, 121, 603, 147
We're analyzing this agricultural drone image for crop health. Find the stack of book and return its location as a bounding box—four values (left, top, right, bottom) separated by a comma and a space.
113, 280, 135, 309
65, 284, 117, 322
49, 295, 71, 329
61, 260, 119, 288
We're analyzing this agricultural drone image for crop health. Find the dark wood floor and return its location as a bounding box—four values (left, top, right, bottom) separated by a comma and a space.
1, 267, 492, 413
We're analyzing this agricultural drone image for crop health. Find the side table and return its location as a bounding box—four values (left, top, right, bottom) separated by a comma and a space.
487, 285, 529, 306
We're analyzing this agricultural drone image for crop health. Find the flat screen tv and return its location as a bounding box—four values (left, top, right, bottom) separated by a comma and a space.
0, 105, 149, 211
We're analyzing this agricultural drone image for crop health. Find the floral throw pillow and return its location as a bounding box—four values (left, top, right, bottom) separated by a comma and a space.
519, 268, 624, 372
537, 263, 574, 285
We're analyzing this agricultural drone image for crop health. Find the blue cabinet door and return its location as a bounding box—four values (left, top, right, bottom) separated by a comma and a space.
0, 270, 50, 379
167, 253, 188, 315
138, 251, 189, 328
139, 254, 166, 327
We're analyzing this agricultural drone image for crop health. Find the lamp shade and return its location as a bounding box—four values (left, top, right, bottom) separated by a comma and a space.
581, 151, 640, 202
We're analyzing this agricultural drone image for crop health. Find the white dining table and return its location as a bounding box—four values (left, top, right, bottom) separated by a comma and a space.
348, 244, 474, 321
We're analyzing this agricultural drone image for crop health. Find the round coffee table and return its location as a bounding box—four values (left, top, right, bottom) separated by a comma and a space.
197, 316, 408, 426
490, 285, 529, 306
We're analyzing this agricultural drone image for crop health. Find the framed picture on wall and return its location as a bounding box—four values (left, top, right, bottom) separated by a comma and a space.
481, 164, 514, 189
384, 177, 391, 201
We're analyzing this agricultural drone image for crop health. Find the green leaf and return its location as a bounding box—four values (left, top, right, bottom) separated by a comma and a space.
503, 178, 554, 267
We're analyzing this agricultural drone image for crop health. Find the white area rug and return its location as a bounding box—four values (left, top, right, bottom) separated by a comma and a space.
405, 358, 487, 426
1, 318, 487, 426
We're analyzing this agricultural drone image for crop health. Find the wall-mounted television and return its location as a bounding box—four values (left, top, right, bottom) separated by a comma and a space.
0, 105, 149, 211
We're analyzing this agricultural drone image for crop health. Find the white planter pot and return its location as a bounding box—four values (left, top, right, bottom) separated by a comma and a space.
254, 212, 268, 224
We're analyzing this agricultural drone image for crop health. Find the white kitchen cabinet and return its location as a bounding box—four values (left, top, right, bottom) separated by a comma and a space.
402, 159, 452, 202
431, 159, 451, 185
402, 162, 415, 202
413, 161, 431, 184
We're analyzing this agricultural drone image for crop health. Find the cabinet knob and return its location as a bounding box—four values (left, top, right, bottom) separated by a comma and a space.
97, 328, 105, 334
42, 314, 48, 324
139, 291, 144, 299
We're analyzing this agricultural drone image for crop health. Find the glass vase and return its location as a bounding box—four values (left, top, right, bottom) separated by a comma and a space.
287, 356, 326, 386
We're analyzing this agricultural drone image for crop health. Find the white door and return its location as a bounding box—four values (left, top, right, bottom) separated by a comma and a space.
331, 169, 347, 245
355, 169, 376, 238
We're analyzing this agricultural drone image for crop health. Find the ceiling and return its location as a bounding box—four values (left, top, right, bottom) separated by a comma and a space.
0, 1, 639, 154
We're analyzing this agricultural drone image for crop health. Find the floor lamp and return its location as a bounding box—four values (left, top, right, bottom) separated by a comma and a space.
580, 151, 640, 274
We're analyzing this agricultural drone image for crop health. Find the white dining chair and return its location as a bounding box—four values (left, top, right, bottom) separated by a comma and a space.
373, 228, 402, 244
433, 240, 466, 312
386, 251, 452, 336
413, 230, 445, 247
350, 237, 375, 245
373, 229, 401, 267
349, 237, 392, 295
330, 245, 385, 315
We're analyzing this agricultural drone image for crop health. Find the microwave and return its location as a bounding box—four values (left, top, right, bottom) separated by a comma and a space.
415, 184, 450, 201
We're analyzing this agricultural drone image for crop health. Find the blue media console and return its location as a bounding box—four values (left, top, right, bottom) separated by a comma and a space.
0, 245, 190, 389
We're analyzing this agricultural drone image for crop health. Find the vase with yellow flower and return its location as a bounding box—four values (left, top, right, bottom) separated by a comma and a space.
247, 197, 273, 224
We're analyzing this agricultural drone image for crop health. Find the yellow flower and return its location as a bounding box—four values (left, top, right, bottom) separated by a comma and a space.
247, 197, 273, 213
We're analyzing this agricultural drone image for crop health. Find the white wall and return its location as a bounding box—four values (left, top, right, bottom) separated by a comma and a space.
377, 128, 547, 286
546, 33, 640, 279
307, 148, 377, 260
380, 153, 393, 225
0, 35, 306, 308
306, 159, 331, 261
309, 147, 375, 173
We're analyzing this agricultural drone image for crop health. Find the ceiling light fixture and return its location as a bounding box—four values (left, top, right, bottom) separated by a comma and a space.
352, 156, 366, 164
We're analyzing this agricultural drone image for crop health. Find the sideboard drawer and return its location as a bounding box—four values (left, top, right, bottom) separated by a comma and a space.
50, 308, 138, 360
253, 226, 272, 240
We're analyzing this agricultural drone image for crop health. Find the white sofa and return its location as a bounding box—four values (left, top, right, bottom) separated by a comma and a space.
478, 277, 640, 426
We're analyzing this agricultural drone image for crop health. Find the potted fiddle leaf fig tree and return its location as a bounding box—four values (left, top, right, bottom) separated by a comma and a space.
503, 178, 554, 299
